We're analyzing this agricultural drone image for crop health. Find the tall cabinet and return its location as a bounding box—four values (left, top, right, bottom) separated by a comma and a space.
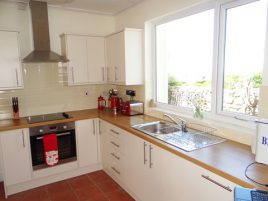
106, 28, 143, 85
0, 30, 23, 90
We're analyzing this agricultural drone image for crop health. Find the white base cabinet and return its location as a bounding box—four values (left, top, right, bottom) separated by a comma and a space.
100, 122, 236, 201
0, 128, 31, 186
76, 119, 99, 168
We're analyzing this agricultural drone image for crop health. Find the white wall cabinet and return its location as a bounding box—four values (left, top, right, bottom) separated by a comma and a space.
0, 128, 31, 186
0, 30, 23, 90
61, 34, 106, 85
106, 28, 143, 85
76, 119, 99, 167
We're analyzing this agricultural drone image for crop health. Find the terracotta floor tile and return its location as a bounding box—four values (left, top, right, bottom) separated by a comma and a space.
0, 171, 134, 201
11, 186, 50, 201
68, 175, 95, 190
49, 189, 77, 201
96, 179, 121, 194
85, 193, 109, 201
46, 180, 71, 196
107, 189, 135, 201
88, 171, 112, 184
73, 185, 103, 201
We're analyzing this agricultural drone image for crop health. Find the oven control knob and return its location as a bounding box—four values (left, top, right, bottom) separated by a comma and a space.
63, 125, 68, 130
39, 129, 44, 133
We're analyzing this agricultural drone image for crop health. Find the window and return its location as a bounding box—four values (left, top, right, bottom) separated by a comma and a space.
156, 9, 214, 113
220, 0, 267, 116
154, 0, 268, 119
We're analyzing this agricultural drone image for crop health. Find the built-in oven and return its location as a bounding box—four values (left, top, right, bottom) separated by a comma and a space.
29, 121, 77, 170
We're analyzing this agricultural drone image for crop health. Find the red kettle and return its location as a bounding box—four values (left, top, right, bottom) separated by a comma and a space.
98, 96, 106, 110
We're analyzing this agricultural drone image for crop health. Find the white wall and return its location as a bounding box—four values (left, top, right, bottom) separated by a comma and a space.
0, 1, 115, 58
48, 6, 115, 55
115, 0, 205, 30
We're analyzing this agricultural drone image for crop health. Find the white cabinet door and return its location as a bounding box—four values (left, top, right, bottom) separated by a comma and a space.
0, 128, 32, 186
65, 35, 88, 85
87, 37, 106, 83
0, 31, 23, 89
105, 29, 143, 85
123, 133, 153, 201
99, 120, 110, 169
106, 34, 116, 83
76, 119, 98, 167
113, 32, 125, 83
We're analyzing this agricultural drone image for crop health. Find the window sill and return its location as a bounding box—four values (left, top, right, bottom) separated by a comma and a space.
146, 106, 256, 146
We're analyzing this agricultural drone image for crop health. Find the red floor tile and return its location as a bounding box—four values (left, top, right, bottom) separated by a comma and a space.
74, 185, 104, 201
88, 171, 112, 184
96, 179, 122, 194
49, 190, 78, 201
46, 180, 71, 196
107, 189, 135, 201
11, 186, 49, 201
0, 170, 135, 201
68, 175, 95, 190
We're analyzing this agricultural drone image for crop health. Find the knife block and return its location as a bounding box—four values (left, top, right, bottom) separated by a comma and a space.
13, 111, 20, 120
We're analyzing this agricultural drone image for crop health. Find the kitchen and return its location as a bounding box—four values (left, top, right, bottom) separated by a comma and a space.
0, 0, 268, 200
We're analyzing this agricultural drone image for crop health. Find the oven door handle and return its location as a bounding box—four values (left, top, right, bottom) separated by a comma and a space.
36, 132, 72, 140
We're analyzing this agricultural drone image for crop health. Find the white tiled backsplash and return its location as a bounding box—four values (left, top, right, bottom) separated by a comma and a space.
0, 63, 114, 120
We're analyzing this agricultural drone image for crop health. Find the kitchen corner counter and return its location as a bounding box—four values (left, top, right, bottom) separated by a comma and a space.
0, 108, 268, 191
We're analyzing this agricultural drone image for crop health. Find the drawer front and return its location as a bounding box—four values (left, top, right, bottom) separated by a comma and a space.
108, 126, 122, 138
108, 134, 121, 151
109, 155, 124, 181
110, 148, 121, 163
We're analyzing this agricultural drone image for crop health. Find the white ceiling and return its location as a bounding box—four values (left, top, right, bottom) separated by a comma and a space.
10, 0, 144, 15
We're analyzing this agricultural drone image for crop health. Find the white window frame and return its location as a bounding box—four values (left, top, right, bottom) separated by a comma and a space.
151, 0, 267, 130
217, 0, 264, 120
153, 1, 220, 116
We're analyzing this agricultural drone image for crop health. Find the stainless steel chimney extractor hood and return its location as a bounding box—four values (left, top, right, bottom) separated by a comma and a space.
23, 0, 69, 63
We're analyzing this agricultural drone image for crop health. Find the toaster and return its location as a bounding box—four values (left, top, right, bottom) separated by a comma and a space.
121, 100, 144, 116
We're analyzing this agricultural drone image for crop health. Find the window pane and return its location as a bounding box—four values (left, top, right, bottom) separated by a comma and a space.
156, 9, 214, 112
222, 0, 267, 116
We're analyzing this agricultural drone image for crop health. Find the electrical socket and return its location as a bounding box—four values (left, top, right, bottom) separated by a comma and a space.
126, 90, 136, 97
84, 91, 89, 96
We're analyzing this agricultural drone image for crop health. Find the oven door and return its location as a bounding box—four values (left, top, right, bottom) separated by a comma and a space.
30, 130, 77, 170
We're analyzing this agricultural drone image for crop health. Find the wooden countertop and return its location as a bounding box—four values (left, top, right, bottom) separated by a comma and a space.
1, 109, 268, 190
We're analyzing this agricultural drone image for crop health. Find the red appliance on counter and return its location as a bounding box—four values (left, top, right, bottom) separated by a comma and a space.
98, 96, 106, 110
121, 100, 144, 116
110, 97, 122, 110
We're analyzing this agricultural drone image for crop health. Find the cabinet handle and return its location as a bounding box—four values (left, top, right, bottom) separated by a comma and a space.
149, 145, 153, 168
92, 120, 95, 135
143, 142, 147, 165
15, 69, 19, 86
110, 141, 120, 148
114, 66, 117, 81
110, 152, 120, 160
107, 67, 109, 81
71, 67, 75, 83
111, 166, 120, 175
201, 175, 232, 192
110, 129, 119, 135
22, 130, 25, 148
99, 120, 101, 134
102, 67, 105, 81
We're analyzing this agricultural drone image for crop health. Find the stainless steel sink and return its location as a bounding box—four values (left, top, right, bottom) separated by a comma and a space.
132, 121, 226, 152
134, 121, 180, 135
